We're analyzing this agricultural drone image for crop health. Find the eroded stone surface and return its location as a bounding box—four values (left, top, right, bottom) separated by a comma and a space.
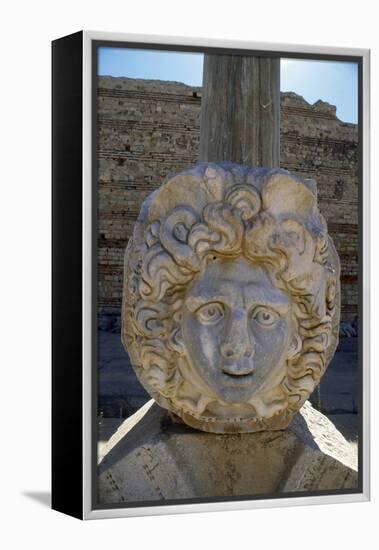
98, 400, 357, 503
122, 163, 340, 433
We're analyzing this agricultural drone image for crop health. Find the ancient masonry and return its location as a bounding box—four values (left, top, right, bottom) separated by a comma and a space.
97, 76, 358, 321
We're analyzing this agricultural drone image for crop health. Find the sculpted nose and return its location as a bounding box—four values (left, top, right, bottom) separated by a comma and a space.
220, 310, 254, 359
220, 343, 253, 359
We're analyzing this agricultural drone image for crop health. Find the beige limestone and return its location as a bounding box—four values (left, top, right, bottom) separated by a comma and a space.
98, 399, 357, 503
122, 163, 340, 433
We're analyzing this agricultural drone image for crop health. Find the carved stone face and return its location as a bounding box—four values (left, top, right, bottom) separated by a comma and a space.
182, 257, 292, 403
122, 162, 340, 433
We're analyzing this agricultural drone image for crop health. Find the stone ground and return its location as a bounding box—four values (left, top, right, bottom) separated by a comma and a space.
310, 337, 358, 414
97, 331, 359, 458
97, 330, 149, 418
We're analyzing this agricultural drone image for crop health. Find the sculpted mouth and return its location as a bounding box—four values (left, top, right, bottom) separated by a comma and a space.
221, 367, 255, 385
222, 369, 254, 377
222, 364, 255, 376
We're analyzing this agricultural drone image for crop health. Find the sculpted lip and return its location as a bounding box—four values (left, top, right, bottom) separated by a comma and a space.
221, 367, 255, 386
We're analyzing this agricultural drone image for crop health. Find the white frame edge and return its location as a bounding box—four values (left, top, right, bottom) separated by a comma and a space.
82, 30, 370, 520
361, 48, 370, 502
83, 29, 93, 520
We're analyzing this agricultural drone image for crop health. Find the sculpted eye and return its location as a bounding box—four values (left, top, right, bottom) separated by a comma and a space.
195, 302, 224, 325
252, 306, 279, 326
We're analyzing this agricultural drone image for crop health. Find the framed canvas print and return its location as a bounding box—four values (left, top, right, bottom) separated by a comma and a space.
52, 30, 370, 520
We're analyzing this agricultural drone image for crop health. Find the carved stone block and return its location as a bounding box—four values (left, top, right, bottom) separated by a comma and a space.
98, 400, 357, 503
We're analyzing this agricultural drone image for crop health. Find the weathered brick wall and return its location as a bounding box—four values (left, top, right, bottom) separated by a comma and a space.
280, 93, 358, 318
97, 76, 358, 320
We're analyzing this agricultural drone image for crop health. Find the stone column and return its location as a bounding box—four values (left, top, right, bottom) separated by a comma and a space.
199, 55, 280, 168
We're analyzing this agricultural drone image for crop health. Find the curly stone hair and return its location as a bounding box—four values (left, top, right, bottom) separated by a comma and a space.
122, 163, 340, 433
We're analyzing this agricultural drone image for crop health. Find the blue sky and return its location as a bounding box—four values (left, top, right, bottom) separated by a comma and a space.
281, 58, 357, 123
98, 47, 358, 123
99, 48, 203, 87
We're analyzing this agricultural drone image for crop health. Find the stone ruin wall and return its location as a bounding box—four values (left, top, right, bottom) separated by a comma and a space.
97, 76, 358, 321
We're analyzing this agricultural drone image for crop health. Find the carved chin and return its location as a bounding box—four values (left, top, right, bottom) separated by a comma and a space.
168, 355, 288, 420
164, 371, 291, 433
212, 384, 259, 405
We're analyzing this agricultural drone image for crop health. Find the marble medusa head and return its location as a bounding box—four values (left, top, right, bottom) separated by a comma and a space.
122, 163, 340, 433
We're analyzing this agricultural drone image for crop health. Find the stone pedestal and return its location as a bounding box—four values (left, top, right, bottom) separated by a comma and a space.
98, 400, 357, 504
